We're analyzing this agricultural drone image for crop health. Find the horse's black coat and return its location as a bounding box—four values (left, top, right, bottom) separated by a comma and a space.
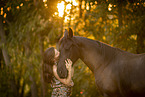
57, 28, 145, 97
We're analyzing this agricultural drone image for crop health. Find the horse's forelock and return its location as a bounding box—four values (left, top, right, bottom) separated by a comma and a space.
59, 37, 73, 49
58, 37, 66, 49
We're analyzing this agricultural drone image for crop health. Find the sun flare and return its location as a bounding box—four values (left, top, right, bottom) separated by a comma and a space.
57, 1, 65, 17
57, 0, 78, 17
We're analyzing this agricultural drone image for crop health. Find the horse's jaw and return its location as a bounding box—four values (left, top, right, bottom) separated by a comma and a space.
57, 60, 68, 78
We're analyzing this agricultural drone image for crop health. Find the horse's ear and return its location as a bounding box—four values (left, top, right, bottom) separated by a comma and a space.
64, 28, 73, 38
64, 29, 68, 38
68, 28, 73, 38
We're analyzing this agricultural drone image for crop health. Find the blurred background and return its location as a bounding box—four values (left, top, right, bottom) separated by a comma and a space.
0, 0, 144, 97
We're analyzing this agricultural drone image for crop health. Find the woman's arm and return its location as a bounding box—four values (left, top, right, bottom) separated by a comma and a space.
53, 59, 73, 86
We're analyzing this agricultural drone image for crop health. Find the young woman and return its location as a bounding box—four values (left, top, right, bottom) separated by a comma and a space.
42, 47, 74, 97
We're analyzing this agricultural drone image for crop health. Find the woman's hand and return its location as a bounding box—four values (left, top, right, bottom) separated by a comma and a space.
65, 59, 72, 70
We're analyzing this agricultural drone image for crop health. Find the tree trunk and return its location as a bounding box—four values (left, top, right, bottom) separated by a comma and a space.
39, 34, 46, 97
30, 76, 38, 97
136, 29, 145, 54
79, 0, 82, 18
0, 19, 10, 67
20, 80, 25, 97
25, 30, 38, 97
118, 0, 123, 30
0, 16, 19, 97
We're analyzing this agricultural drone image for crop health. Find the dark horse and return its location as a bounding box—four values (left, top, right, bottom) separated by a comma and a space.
57, 28, 145, 97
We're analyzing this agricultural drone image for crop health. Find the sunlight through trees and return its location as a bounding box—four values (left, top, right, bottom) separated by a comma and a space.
0, 0, 145, 97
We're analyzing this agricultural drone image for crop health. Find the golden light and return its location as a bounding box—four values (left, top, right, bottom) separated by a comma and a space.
130, 35, 137, 40
64, 16, 70, 22
95, 1, 97, 4
44, 4, 47, 7
109, 4, 112, 7
108, 4, 112, 11
7, 7, 11, 11
66, 4, 72, 10
4, 13, 7, 18
16, 6, 20, 9
65, 0, 70, 2
57, 1, 65, 17
108, 7, 111, 11
103, 36, 106, 40
43, 0, 47, 7
20, 3, 23, 6
86, 3, 89, 10
54, 12, 58, 15
1, 7, 3, 15
57, 0, 78, 17
43, 0, 47, 3
72, 0, 78, 6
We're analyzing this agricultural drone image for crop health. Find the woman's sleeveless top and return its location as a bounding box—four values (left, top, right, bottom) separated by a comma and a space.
51, 77, 74, 97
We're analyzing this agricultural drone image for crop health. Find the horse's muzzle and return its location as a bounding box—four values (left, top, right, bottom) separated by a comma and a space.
58, 70, 68, 78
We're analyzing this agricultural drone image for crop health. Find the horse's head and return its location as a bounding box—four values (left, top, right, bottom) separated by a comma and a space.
57, 28, 80, 78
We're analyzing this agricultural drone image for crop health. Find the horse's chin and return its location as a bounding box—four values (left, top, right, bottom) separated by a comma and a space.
57, 70, 68, 78
62, 75, 68, 78
59, 74, 68, 79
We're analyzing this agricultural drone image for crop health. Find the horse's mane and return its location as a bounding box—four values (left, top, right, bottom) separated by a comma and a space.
74, 36, 115, 50
74, 36, 134, 58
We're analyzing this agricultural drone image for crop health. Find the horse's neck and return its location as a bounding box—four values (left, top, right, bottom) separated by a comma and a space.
76, 37, 116, 73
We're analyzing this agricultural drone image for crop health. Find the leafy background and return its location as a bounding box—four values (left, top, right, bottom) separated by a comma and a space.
0, 0, 145, 97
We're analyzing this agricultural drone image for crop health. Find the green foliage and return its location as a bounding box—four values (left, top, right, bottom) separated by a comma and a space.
0, 0, 145, 97
0, 68, 13, 97
72, 60, 102, 97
